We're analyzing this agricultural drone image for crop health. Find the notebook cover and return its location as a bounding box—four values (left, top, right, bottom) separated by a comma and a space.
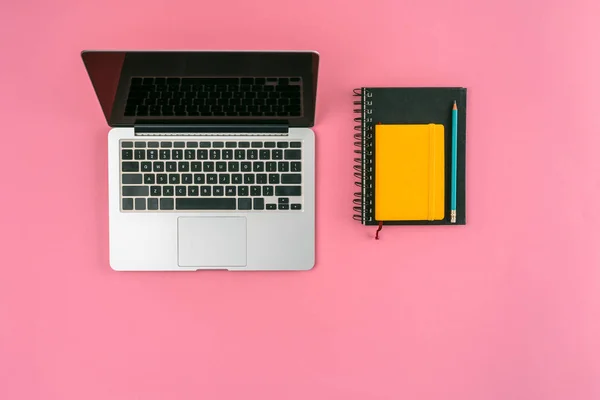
353, 87, 467, 226
374, 124, 445, 221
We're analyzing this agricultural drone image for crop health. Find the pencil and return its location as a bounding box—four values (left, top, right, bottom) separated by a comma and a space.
451, 101, 458, 223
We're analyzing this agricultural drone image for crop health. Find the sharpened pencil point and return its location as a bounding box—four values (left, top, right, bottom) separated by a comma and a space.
453, 101, 457, 110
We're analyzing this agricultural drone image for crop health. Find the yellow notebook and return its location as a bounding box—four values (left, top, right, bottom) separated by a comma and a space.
374, 124, 445, 221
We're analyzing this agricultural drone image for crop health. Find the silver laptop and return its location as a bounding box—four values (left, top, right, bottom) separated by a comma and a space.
82, 50, 318, 271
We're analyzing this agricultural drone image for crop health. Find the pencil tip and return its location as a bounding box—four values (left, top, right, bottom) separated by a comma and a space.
453, 101, 457, 110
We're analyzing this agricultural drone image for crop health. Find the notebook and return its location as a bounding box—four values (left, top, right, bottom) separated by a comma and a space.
352, 87, 467, 226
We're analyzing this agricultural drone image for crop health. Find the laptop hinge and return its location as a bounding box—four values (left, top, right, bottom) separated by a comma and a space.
134, 123, 289, 136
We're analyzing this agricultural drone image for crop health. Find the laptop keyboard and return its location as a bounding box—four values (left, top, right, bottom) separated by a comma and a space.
125, 77, 303, 118
120, 140, 304, 212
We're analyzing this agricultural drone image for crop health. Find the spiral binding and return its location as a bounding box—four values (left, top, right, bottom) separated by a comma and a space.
352, 88, 374, 223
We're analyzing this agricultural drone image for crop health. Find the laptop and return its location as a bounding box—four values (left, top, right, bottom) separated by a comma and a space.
81, 50, 319, 271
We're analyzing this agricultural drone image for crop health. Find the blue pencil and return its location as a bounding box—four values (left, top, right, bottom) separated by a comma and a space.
451, 101, 458, 223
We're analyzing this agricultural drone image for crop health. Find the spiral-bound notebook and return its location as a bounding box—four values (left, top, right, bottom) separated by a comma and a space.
352, 87, 467, 226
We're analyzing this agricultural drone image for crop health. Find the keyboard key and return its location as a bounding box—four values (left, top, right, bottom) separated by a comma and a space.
228, 161, 239, 172
278, 204, 290, 210
244, 174, 255, 184
247, 150, 257, 160
148, 198, 159, 210
157, 174, 167, 184
141, 162, 152, 172
266, 162, 277, 172
178, 162, 190, 172
135, 141, 146, 148
151, 186, 161, 196
163, 186, 174, 196
122, 174, 142, 184
210, 150, 220, 159
121, 141, 133, 148
249, 170, 264, 183
203, 161, 214, 172
122, 149, 133, 160
277, 142, 288, 148
272, 150, 283, 160
122, 162, 139, 172
239, 141, 250, 148
291, 162, 301, 172
194, 174, 205, 184
207, 174, 217, 184
238, 198, 251, 210
266, 204, 276, 210
276, 186, 301, 196
197, 149, 208, 160
199, 141, 211, 148
282, 174, 301, 184
232, 174, 242, 184
122, 186, 149, 196
147, 150, 158, 160
251, 142, 263, 148
219, 174, 230, 184
265, 142, 276, 148
201, 186, 211, 196
291, 204, 302, 210
160, 198, 174, 210
213, 142, 224, 148
122, 198, 133, 210
235, 149, 245, 159
213, 186, 224, 196
134, 150, 145, 160
188, 186, 199, 196
278, 198, 289, 204
284, 150, 301, 160
259, 150, 270, 160
253, 162, 264, 172
185, 150, 196, 160
278, 162, 289, 172
174, 142, 185, 148
269, 174, 280, 184
226, 142, 237, 148
251, 186, 261, 196
160, 150, 170, 159
226, 186, 236, 196
176, 198, 235, 210
253, 198, 265, 210
241, 162, 251, 172
182, 174, 193, 184
144, 174, 155, 184
169, 174, 180, 184
153, 162, 164, 172
290, 142, 302, 148
191, 162, 202, 172
172, 150, 183, 160
166, 162, 176, 172
239, 186, 249, 196
135, 198, 146, 210
176, 186, 186, 196
186, 142, 198, 148
160, 142, 172, 148
263, 186, 274, 196
222, 150, 233, 160
216, 162, 227, 172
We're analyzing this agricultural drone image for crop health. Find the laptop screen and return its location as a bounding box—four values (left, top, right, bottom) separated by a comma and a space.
81, 51, 319, 128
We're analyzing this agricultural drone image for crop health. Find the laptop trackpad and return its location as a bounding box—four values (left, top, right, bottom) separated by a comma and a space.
178, 217, 247, 268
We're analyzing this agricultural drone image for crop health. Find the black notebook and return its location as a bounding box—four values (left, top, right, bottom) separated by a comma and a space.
352, 87, 467, 226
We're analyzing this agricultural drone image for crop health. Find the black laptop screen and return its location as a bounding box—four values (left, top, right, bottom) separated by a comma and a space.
81, 51, 319, 127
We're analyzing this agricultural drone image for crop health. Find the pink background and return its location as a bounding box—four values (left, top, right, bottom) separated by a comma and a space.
2, 0, 600, 399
